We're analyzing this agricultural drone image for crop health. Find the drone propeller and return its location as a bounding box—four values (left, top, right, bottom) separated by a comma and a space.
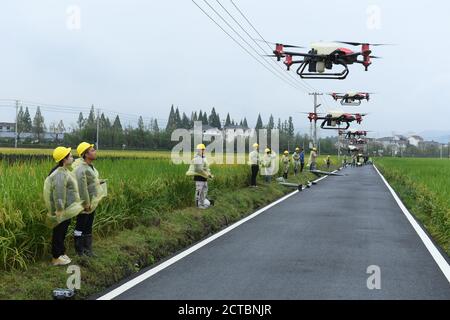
254, 38, 305, 48
334, 41, 394, 46
283, 44, 304, 48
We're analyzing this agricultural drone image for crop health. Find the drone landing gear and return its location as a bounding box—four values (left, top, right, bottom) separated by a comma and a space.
297, 62, 349, 80
320, 120, 350, 130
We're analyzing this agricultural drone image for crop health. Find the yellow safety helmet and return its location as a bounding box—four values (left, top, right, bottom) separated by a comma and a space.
284, 150, 289, 155
295, 147, 300, 151
196, 143, 206, 150
77, 142, 94, 157
265, 148, 271, 153
253, 143, 259, 148
53, 147, 72, 163
312, 147, 317, 151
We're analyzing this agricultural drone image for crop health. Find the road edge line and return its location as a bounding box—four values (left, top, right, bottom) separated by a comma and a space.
373, 164, 450, 283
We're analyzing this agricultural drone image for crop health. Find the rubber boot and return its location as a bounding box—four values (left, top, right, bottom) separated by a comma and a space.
83, 234, 95, 257
74, 236, 84, 256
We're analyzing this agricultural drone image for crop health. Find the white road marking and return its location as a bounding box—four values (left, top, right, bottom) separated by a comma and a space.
97, 170, 336, 300
373, 165, 450, 283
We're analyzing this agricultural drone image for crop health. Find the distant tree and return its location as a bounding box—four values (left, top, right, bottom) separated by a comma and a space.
175, 107, 181, 128
267, 114, 274, 130
77, 112, 85, 131
242, 118, 248, 129
111, 115, 123, 147
32, 106, 46, 141
288, 116, 294, 138
23, 107, 32, 133
153, 119, 159, 133
181, 112, 190, 129
202, 111, 208, 125
225, 113, 232, 127
166, 105, 176, 131
255, 114, 263, 130
208, 107, 221, 129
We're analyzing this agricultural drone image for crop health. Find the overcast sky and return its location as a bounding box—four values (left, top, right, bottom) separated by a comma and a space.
0, 0, 449, 138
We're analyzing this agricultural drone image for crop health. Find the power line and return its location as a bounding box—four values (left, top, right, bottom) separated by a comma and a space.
228, 0, 318, 93
213, 0, 310, 93
192, 0, 303, 91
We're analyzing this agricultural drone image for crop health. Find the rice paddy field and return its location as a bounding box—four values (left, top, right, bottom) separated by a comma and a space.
375, 157, 450, 254
0, 148, 251, 270
0, 147, 335, 271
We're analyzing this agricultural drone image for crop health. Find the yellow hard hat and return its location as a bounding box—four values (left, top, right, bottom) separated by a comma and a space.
77, 142, 94, 157
53, 147, 72, 163
312, 147, 317, 151
284, 150, 289, 155
196, 143, 206, 150
265, 148, 270, 153
295, 147, 300, 151
253, 143, 259, 148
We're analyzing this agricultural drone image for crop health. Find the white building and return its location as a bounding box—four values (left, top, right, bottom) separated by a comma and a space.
0, 122, 15, 132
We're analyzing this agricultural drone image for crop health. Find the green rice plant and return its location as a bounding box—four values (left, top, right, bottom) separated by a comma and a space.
375, 157, 450, 254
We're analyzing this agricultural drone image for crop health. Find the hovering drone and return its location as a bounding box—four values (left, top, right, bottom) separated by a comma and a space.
328, 92, 374, 106
339, 129, 370, 139
307, 111, 366, 130
347, 145, 361, 152
268, 41, 385, 80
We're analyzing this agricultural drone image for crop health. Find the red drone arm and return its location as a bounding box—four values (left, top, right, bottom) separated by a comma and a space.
284, 55, 293, 70
362, 44, 371, 71
307, 113, 318, 122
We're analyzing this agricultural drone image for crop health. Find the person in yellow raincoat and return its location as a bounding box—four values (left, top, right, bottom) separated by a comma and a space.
186, 144, 214, 209
72, 142, 107, 256
248, 143, 260, 187
43, 147, 84, 266
281, 150, 290, 179
260, 148, 273, 183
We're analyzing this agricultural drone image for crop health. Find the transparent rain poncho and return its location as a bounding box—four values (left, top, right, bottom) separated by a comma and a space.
43, 167, 84, 227
186, 154, 211, 179
72, 158, 107, 214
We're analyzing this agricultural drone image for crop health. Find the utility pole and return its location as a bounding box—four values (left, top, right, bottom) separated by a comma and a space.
14, 100, 19, 149
96, 108, 100, 150
309, 92, 322, 149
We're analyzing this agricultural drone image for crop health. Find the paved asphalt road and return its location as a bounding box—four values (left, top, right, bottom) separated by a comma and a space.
103, 165, 450, 299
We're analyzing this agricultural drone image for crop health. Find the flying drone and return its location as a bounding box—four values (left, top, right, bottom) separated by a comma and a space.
328, 92, 374, 106
268, 41, 386, 80
306, 111, 366, 130
339, 129, 371, 139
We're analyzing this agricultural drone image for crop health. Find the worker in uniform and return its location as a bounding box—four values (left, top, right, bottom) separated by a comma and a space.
299, 147, 305, 172
73, 142, 107, 256
292, 147, 301, 176
186, 144, 213, 209
43, 147, 84, 266
248, 143, 260, 187
260, 148, 273, 183
281, 150, 290, 179
326, 155, 331, 169
309, 147, 318, 171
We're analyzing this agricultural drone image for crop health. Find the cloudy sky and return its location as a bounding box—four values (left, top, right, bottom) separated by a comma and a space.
0, 0, 449, 138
